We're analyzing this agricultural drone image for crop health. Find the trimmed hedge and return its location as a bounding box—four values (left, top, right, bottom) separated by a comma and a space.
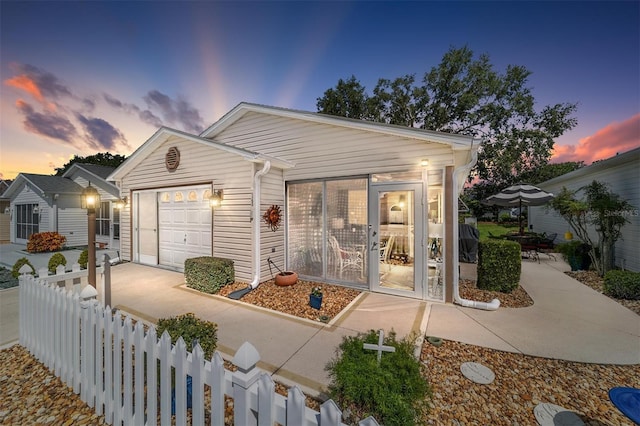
603, 270, 640, 300
477, 239, 521, 293
184, 256, 234, 294
48, 252, 67, 274
78, 249, 89, 269
12, 257, 35, 278
27, 231, 66, 253
156, 313, 218, 360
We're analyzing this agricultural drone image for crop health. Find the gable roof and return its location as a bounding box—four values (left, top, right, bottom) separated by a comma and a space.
200, 102, 475, 150
64, 163, 117, 180
539, 147, 640, 187
108, 126, 295, 181
4, 173, 85, 199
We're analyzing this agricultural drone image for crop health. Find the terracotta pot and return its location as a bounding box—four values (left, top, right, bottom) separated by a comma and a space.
275, 271, 298, 286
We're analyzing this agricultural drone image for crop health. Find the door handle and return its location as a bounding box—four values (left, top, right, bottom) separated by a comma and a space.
371, 241, 378, 251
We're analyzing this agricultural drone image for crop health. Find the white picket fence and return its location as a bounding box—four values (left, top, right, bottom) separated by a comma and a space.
18, 272, 378, 426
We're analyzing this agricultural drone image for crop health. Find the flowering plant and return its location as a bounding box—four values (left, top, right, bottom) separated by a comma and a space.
310, 286, 323, 297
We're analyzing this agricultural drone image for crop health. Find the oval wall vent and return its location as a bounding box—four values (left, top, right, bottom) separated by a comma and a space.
165, 147, 180, 171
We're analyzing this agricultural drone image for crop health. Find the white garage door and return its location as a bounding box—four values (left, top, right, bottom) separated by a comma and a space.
158, 185, 212, 269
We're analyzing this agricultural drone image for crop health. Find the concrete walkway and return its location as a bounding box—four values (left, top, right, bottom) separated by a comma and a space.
1, 250, 639, 395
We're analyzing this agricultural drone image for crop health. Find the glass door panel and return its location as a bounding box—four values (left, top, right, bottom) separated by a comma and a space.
369, 183, 423, 297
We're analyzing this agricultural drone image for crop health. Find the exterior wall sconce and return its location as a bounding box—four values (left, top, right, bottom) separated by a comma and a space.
115, 196, 128, 209
32, 205, 40, 214
81, 183, 101, 288
209, 189, 223, 208
3, 207, 9, 215
420, 159, 429, 167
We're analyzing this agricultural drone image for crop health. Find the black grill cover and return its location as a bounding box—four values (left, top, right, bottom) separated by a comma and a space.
459, 223, 479, 263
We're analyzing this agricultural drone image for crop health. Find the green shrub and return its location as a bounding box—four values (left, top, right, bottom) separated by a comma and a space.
27, 231, 66, 253
603, 270, 640, 300
11, 257, 35, 278
184, 257, 234, 294
78, 249, 89, 269
556, 241, 592, 271
48, 252, 67, 274
477, 239, 521, 293
325, 330, 431, 426
156, 313, 217, 359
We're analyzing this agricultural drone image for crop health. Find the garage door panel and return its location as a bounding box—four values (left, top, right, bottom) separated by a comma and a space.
158, 185, 212, 269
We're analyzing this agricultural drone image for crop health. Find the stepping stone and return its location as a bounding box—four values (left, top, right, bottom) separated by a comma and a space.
460, 362, 495, 384
534, 403, 585, 426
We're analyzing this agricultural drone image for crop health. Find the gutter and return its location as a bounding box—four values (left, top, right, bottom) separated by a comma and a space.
452, 144, 500, 311
248, 161, 271, 289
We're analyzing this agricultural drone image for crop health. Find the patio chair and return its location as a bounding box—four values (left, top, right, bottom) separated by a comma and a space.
379, 236, 395, 273
328, 236, 364, 279
535, 233, 557, 261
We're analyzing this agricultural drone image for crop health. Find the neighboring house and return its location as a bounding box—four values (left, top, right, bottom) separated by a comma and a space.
529, 147, 640, 272
4, 164, 121, 249
109, 103, 478, 302
0, 179, 12, 243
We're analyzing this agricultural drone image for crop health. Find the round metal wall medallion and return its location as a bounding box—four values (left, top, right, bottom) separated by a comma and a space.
165, 147, 180, 171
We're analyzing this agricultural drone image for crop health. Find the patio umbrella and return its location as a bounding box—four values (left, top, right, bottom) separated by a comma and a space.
483, 183, 554, 234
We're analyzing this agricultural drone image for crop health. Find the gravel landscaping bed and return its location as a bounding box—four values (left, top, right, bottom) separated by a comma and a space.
421, 339, 640, 425
216, 279, 362, 322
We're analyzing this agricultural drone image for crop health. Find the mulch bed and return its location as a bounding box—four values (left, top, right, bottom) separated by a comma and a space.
216, 279, 361, 322
459, 279, 534, 308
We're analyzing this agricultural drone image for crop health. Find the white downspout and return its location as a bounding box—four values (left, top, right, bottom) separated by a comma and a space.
249, 161, 271, 289
452, 145, 500, 310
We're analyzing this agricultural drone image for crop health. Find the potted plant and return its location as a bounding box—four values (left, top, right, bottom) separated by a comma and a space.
309, 286, 323, 310
556, 240, 592, 271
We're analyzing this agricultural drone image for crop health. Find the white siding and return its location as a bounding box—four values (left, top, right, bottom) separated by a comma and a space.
259, 167, 285, 278
71, 175, 118, 201
119, 136, 256, 281
213, 112, 456, 181
530, 150, 640, 272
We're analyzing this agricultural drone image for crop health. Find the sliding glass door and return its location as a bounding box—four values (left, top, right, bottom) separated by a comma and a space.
287, 178, 368, 286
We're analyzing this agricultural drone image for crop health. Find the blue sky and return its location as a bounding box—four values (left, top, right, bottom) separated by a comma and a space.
1, 1, 638, 179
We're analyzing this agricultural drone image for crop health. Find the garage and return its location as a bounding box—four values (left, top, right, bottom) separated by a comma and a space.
157, 185, 212, 269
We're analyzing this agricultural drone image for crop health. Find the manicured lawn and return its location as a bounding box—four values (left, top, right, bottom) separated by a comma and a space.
476, 221, 518, 241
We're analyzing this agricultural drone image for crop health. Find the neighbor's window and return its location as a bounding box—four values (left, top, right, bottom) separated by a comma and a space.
96, 201, 110, 236
16, 204, 39, 240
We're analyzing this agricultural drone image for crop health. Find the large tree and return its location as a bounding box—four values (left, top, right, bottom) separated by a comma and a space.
316, 46, 578, 188
54, 152, 126, 176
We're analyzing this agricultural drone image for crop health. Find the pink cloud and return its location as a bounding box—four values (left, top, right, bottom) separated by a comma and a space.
552, 114, 640, 164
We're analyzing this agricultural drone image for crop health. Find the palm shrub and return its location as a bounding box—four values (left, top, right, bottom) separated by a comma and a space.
325, 330, 431, 425
12, 257, 35, 278
48, 252, 67, 274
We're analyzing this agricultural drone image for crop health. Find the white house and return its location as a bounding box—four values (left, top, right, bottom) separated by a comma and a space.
529, 147, 640, 272
109, 103, 479, 302
4, 164, 121, 249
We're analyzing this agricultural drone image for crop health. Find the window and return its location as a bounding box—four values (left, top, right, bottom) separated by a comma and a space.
287, 178, 368, 285
96, 201, 110, 236
16, 204, 39, 240
113, 208, 120, 240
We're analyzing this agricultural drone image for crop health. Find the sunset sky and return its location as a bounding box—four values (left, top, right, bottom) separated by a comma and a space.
1, 1, 638, 180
